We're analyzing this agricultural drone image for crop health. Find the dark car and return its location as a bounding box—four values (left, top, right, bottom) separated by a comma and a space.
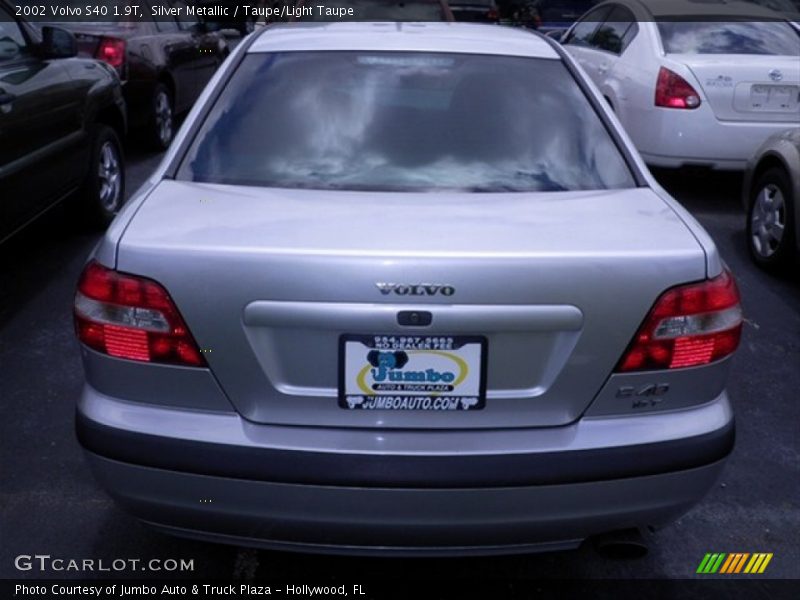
449, 0, 500, 22
532, 0, 599, 34
195, 0, 256, 34
50, 0, 229, 149
0, 1, 126, 243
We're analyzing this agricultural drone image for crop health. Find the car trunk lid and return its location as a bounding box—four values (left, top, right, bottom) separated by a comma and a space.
681, 55, 800, 122
116, 181, 706, 429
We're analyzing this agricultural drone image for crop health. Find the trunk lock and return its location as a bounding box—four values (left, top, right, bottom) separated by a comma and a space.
397, 311, 432, 327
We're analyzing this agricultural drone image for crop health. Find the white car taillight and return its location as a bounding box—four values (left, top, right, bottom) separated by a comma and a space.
655, 67, 701, 109
74, 261, 206, 367
616, 269, 742, 372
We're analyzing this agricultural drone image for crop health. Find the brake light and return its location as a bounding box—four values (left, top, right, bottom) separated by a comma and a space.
74, 261, 206, 367
96, 37, 126, 71
616, 269, 742, 372
487, 7, 499, 20
655, 67, 701, 109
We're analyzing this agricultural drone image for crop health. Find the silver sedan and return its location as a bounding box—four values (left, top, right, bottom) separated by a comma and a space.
73, 23, 741, 556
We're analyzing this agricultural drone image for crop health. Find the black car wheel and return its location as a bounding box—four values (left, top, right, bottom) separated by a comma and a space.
80, 124, 125, 228
747, 167, 796, 272
150, 83, 175, 150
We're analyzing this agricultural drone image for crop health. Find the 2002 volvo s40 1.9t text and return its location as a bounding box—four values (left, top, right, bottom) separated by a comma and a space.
74, 22, 742, 555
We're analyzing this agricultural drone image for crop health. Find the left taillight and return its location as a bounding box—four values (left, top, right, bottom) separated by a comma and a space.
655, 66, 701, 110
74, 261, 206, 367
96, 37, 126, 73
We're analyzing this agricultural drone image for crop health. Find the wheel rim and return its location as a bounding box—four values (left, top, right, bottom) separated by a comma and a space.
751, 183, 786, 258
155, 91, 173, 146
97, 141, 122, 212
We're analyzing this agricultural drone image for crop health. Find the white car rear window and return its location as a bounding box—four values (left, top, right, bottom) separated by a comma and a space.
658, 21, 800, 55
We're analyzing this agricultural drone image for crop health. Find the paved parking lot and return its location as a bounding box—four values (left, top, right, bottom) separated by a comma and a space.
1, 147, 798, 581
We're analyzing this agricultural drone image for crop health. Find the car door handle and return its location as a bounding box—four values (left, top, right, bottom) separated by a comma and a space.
598, 64, 609, 74
0, 92, 16, 105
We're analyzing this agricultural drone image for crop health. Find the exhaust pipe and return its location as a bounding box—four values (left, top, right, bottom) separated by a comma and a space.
592, 528, 649, 559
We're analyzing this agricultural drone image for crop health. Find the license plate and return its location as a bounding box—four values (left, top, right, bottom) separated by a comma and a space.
339, 334, 487, 411
750, 84, 799, 111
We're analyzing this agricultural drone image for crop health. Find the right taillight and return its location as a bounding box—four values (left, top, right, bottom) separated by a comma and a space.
655, 67, 701, 109
616, 269, 742, 372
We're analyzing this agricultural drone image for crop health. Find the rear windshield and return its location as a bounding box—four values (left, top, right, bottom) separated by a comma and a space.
178, 52, 635, 193
657, 21, 800, 55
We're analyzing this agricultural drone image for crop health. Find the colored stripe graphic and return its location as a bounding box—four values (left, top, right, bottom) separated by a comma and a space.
720, 554, 736, 573
699, 553, 773, 574
720, 553, 749, 573
733, 553, 750, 573
719, 554, 736, 574
697, 553, 713, 574
744, 553, 774, 574
758, 554, 773, 573
710, 553, 726, 573
697, 553, 727, 573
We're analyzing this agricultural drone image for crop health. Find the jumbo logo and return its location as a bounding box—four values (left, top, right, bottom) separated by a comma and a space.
375, 283, 455, 296
356, 350, 467, 395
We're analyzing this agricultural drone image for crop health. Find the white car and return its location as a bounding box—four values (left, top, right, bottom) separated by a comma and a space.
561, 0, 800, 170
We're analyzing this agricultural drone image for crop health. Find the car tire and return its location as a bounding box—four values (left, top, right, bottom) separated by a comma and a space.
747, 167, 796, 272
149, 83, 175, 151
79, 124, 126, 229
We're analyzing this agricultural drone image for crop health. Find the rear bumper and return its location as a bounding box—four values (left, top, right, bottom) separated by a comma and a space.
76, 408, 734, 489
85, 452, 728, 556
633, 109, 796, 171
76, 385, 734, 554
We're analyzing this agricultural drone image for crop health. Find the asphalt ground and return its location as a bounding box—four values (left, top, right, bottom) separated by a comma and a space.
1, 145, 798, 586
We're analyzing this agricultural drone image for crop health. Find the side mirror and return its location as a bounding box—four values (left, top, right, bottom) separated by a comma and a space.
40, 26, 77, 59
0, 38, 20, 61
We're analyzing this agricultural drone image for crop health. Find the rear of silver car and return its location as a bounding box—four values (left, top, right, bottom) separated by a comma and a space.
74, 24, 738, 555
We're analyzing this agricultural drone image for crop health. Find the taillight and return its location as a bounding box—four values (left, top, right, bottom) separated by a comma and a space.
655, 67, 701, 109
74, 261, 206, 367
616, 269, 742, 372
487, 7, 499, 20
96, 37, 126, 72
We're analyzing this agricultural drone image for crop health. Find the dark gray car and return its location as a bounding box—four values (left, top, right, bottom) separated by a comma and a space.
0, 0, 126, 242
